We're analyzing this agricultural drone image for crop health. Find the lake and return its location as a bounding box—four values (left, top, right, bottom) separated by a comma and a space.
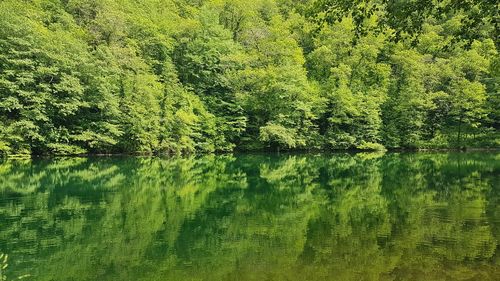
0, 152, 499, 281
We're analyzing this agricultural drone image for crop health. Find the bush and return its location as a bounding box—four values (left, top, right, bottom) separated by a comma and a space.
356, 141, 386, 151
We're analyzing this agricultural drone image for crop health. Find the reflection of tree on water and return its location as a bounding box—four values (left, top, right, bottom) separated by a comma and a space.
300, 153, 499, 281
1, 253, 7, 281
0, 153, 498, 280
0, 253, 29, 281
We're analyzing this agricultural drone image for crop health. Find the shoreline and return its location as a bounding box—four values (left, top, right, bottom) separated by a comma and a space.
2, 147, 499, 159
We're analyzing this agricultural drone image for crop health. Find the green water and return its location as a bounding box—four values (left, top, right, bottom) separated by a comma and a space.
0, 152, 499, 281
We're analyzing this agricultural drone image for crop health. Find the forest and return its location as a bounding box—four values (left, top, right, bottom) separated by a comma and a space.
0, 0, 498, 155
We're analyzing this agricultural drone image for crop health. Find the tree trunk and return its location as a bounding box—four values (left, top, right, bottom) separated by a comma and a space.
457, 113, 463, 149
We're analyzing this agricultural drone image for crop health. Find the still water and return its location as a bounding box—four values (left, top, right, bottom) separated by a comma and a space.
0, 152, 499, 281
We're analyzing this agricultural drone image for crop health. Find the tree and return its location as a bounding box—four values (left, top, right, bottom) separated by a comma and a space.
310, 0, 499, 47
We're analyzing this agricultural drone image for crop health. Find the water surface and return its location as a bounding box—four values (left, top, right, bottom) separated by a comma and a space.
0, 152, 499, 280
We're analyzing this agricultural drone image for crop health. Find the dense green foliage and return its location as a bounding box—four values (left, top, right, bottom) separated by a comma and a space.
0, 153, 499, 280
0, 0, 498, 155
